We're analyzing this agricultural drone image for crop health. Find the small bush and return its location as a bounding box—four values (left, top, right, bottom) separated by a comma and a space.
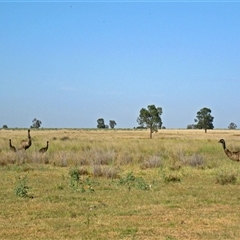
69, 168, 80, 189
119, 172, 150, 191
14, 176, 29, 198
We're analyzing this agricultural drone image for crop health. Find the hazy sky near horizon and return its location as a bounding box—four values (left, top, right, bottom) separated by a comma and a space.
1, 1, 240, 129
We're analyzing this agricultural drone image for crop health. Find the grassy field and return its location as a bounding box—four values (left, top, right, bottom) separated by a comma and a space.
1, 128, 240, 240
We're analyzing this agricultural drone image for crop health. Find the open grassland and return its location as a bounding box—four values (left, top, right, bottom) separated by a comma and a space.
1, 129, 240, 239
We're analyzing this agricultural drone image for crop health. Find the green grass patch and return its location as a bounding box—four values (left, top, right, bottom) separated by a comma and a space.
1, 129, 240, 239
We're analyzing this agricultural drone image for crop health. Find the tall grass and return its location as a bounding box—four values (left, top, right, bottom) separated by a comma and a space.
1, 129, 240, 239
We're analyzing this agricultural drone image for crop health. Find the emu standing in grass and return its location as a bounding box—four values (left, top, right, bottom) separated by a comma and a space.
9, 139, 16, 152
218, 139, 240, 162
39, 141, 49, 153
18, 129, 32, 150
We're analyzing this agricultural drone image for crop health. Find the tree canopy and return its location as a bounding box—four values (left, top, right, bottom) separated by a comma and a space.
137, 104, 163, 138
31, 118, 42, 129
109, 120, 117, 129
228, 122, 237, 130
97, 118, 105, 128
194, 107, 214, 133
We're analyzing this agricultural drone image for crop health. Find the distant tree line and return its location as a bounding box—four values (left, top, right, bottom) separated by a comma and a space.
2, 118, 42, 129
1, 108, 238, 134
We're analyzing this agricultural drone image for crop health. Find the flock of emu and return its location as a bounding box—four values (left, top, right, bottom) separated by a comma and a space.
7, 130, 240, 162
9, 129, 49, 153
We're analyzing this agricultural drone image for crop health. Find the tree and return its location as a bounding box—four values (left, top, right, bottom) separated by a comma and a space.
97, 118, 105, 128
2, 125, 8, 129
31, 118, 42, 128
186, 124, 196, 129
228, 122, 237, 130
137, 104, 163, 139
109, 120, 117, 129
194, 107, 214, 133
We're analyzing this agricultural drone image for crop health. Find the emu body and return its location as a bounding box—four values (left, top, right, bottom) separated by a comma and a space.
39, 141, 49, 153
18, 129, 32, 150
218, 139, 240, 162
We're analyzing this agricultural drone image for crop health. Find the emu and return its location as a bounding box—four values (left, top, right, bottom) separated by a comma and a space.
218, 139, 240, 162
9, 139, 16, 152
39, 141, 49, 153
18, 129, 32, 150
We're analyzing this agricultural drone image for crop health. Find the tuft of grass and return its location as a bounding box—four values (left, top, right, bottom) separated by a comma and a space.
91, 149, 115, 165
216, 171, 237, 185
2, 129, 240, 239
61, 136, 70, 141
91, 164, 120, 179
117, 152, 134, 165
140, 155, 162, 169
161, 169, 182, 183
78, 166, 90, 175
182, 153, 205, 168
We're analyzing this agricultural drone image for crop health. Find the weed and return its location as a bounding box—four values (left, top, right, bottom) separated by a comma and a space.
69, 167, 80, 189
120, 227, 138, 238
14, 176, 29, 198
135, 177, 150, 190
119, 172, 150, 190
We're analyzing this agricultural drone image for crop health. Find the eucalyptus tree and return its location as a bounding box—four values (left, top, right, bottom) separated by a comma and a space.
137, 104, 163, 138
194, 107, 214, 133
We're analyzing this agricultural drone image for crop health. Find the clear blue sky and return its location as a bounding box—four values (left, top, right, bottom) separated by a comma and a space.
1, 1, 240, 129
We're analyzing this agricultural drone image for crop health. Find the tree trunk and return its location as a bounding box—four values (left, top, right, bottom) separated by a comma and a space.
205, 128, 207, 133
150, 129, 153, 139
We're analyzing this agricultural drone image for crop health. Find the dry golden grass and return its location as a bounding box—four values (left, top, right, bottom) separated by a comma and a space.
1, 129, 240, 239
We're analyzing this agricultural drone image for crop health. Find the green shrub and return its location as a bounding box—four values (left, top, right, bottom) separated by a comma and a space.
14, 176, 29, 198
119, 172, 150, 191
69, 168, 80, 189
